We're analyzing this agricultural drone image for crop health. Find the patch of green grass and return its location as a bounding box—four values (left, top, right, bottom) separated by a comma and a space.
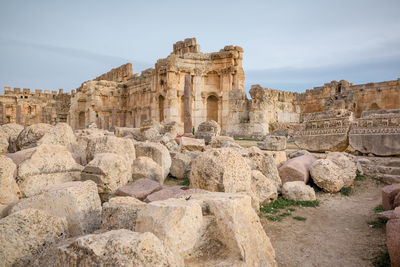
264, 215, 282, 222
179, 178, 190, 186
340, 187, 352, 196
355, 173, 366, 181
374, 205, 384, 213
293, 216, 307, 221
279, 212, 292, 217
288, 208, 296, 212
373, 249, 391, 267
367, 218, 387, 229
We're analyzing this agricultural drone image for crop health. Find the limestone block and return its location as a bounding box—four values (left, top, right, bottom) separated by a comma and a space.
82, 153, 131, 200
326, 152, 356, 187
136, 198, 203, 258
151, 133, 180, 152
37, 123, 77, 151
55, 230, 183, 266
141, 127, 159, 141
188, 193, 277, 266
262, 150, 287, 167
0, 123, 24, 152
179, 136, 205, 152
282, 181, 316, 201
0, 208, 68, 267
144, 185, 188, 202
16, 123, 53, 150
101, 197, 146, 231
310, 159, 344, 193
387, 218, 400, 267
116, 178, 162, 200
9, 181, 101, 236
86, 135, 136, 164
131, 156, 164, 184
0, 155, 19, 217
135, 142, 171, 179
257, 136, 287, 151
278, 154, 317, 185
17, 144, 83, 197
195, 120, 221, 144
251, 170, 278, 205
161, 121, 180, 137
209, 135, 236, 148
0, 129, 9, 154
382, 184, 400, 211
170, 152, 191, 179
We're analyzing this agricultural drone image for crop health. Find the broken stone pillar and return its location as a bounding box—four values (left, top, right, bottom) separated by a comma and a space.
120, 113, 125, 127
184, 74, 192, 134
112, 109, 117, 127
16, 105, 22, 125
104, 116, 109, 130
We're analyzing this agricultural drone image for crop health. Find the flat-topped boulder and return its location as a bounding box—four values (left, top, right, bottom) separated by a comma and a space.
86, 135, 136, 164
116, 178, 162, 200
37, 123, 77, 151
257, 135, 286, 151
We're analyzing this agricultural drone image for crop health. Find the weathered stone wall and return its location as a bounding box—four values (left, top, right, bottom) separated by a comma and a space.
295, 79, 400, 117
0, 87, 72, 125
94, 63, 133, 82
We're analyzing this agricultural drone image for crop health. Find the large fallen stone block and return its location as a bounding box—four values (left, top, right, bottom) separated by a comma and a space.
278, 154, 317, 185
136, 198, 203, 258
0, 155, 20, 217
16, 144, 83, 197
190, 148, 256, 208
382, 184, 400, 211
143, 185, 204, 203
86, 135, 136, 164
209, 135, 236, 148
116, 178, 162, 200
257, 135, 286, 151
188, 192, 277, 266
131, 156, 164, 184
349, 110, 400, 156
82, 153, 131, 200
0, 123, 24, 152
262, 150, 287, 167
294, 109, 353, 152
179, 136, 205, 152
310, 159, 344, 193
251, 170, 278, 205
0, 128, 9, 154
9, 180, 101, 236
195, 120, 221, 144
282, 181, 316, 201
37, 123, 77, 151
387, 218, 400, 267
326, 152, 357, 187
0, 208, 68, 266
16, 123, 53, 150
170, 152, 191, 179
55, 230, 183, 266
135, 142, 171, 179
101, 197, 146, 231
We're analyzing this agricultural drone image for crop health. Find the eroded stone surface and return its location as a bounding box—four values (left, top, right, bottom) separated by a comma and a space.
282, 181, 316, 201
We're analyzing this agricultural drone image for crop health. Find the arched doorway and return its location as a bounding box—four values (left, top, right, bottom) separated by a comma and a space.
206, 95, 218, 122
78, 112, 85, 129
159, 95, 165, 122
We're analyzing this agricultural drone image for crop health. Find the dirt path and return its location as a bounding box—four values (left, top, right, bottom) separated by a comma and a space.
261, 178, 387, 267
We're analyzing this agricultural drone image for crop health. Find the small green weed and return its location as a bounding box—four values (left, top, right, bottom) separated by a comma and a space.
374, 205, 384, 213
288, 208, 296, 212
179, 178, 190, 186
340, 187, 352, 196
279, 212, 292, 217
355, 173, 366, 181
367, 218, 387, 229
372, 249, 391, 267
293, 216, 307, 221
265, 215, 282, 222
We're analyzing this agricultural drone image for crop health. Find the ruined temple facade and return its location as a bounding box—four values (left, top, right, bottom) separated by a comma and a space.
0, 87, 72, 125
1, 38, 399, 138
68, 38, 245, 133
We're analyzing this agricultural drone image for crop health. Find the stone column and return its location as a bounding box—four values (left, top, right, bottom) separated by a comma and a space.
16, 105, 22, 125
184, 74, 192, 134
112, 109, 117, 127
1, 104, 5, 124
104, 116, 109, 130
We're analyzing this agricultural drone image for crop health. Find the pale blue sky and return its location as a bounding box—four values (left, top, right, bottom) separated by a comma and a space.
0, 0, 399, 93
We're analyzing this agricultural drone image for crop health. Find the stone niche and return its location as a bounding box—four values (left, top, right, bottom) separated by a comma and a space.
294, 109, 354, 152
349, 109, 400, 156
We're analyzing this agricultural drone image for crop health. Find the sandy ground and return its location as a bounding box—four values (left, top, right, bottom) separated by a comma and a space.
261, 178, 387, 267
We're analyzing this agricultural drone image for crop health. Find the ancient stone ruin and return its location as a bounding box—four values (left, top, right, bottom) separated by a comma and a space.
0, 37, 399, 266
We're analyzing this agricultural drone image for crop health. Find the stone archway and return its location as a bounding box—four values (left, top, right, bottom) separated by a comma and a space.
78, 111, 85, 129
159, 95, 165, 122
206, 95, 218, 122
